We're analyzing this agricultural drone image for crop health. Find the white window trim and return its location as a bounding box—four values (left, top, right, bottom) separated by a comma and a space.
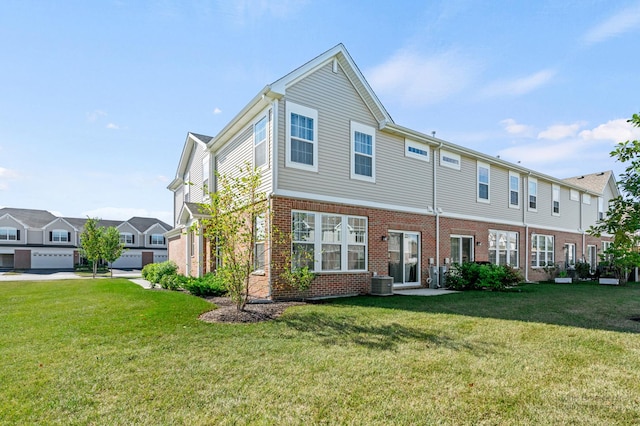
120, 232, 134, 245
350, 121, 376, 182
570, 189, 579, 201
52, 229, 69, 243
450, 235, 475, 264
440, 150, 461, 170
202, 155, 210, 199
528, 177, 538, 212
552, 184, 560, 216
184, 171, 190, 202
531, 234, 554, 268
477, 161, 490, 203
150, 234, 165, 246
509, 171, 520, 209
0, 227, 18, 241
583, 194, 591, 205
488, 230, 519, 268
292, 210, 368, 273
405, 139, 429, 162
564, 243, 576, 267
253, 115, 268, 169
285, 101, 318, 172
598, 197, 605, 220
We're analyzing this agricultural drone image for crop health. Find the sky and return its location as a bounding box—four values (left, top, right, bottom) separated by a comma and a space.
1, 0, 640, 226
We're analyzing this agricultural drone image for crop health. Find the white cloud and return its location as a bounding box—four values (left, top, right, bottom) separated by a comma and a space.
0, 167, 19, 191
82, 207, 172, 224
579, 118, 640, 142
538, 122, 587, 140
481, 69, 556, 97
582, 3, 640, 45
367, 49, 479, 106
500, 118, 535, 137
87, 110, 107, 122
213, 107, 222, 115
106, 123, 120, 130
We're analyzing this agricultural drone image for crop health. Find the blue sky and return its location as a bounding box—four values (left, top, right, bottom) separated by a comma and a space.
1, 1, 640, 225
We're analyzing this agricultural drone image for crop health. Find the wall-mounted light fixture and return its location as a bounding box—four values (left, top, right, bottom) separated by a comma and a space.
381, 235, 388, 242
476, 241, 482, 246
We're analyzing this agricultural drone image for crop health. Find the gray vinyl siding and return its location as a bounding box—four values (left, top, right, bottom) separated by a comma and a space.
278, 62, 432, 210
186, 143, 208, 204
174, 186, 184, 226
581, 196, 599, 229
215, 118, 274, 196
437, 155, 524, 223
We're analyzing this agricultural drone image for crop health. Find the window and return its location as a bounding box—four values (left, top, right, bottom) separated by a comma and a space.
150, 234, 165, 245
564, 243, 576, 268
528, 177, 538, 211
583, 194, 591, 205
286, 102, 318, 171
509, 172, 520, 208
602, 241, 613, 262
405, 139, 429, 162
202, 156, 210, 198
254, 214, 266, 271
0, 227, 18, 241
598, 197, 605, 220
440, 150, 461, 170
587, 245, 597, 271
351, 121, 375, 181
254, 116, 267, 168
488, 230, 518, 267
51, 230, 69, 242
477, 162, 490, 202
531, 234, 554, 268
570, 189, 579, 201
451, 236, 473, 264
184, 172, 190, 202
552, 185, 560, 215
292, 211, 367, 272
120, 233, 134, 245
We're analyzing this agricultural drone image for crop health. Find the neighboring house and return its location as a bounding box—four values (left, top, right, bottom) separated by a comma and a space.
0, 208, 170, 270
166, 44, 617, 300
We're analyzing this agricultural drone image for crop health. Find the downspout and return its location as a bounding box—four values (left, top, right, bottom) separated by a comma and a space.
524, 172, 530, 282
435, 141, 443, 286
268, 100, 278, 299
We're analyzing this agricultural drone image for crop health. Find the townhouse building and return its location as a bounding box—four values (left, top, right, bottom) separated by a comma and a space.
0, 208, 170, 270
167, 44, 616, 299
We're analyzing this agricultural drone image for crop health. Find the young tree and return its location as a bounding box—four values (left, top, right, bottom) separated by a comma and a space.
80, 217, 104, 278
589, 113, 640, 282
196, 164, 267, 311
102, 226, 125, 277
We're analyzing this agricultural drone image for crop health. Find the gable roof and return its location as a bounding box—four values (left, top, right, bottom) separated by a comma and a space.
126, 217, 171, 233
0, 208, 57, 228
563, 171, 615, 195
168, 132, 213, 191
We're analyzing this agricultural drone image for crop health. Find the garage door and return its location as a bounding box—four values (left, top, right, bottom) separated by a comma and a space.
112, 253, 142, 269
0, 254, 14, 268
31, 252, 74, 269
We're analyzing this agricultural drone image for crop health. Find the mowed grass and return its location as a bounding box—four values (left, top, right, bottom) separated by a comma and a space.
1, 279, 639, 425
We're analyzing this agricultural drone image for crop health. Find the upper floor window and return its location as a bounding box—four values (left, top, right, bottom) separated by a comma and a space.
51, 230, 69, 243
0, 227, 18, 241
598, 197, 605, 220
583, 194, 591, 205
570, 189, 579, 201
440, 150, 461, 170
202, 156, 210, 198
286, 101, 318, 172
552, 185, 560, 215
477, 162, 490, 202
184, 171, 190, 202
528, 177, 538, 211
150, 234, 165, 245
254, 116, 267, 168
350, 121, 375, 182
531, 234, 554, 268
509, 172, 520, 208
120, 233, 134, 245
405, 139, 429, 162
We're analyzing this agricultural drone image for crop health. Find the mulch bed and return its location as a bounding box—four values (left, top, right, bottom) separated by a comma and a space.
199, 297, 305, 323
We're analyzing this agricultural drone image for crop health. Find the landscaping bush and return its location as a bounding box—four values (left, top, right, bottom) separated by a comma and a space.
159, 273, 190, 291
183, 272, 227, 297
142, 261, 178, 285
445, 262, 523, 291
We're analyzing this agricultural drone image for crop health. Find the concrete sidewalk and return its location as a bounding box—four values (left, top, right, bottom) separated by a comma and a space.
0, 269, 143, 282
393, 288, 458, 296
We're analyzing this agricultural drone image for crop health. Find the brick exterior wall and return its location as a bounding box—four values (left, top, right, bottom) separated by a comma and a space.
168, 233, 187, 275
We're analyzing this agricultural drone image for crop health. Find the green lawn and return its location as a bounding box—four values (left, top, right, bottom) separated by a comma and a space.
1, 279, 639, 425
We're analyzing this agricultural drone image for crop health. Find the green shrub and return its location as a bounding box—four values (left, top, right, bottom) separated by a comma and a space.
159, 273, 189, 291
142, 261, 178, 284
184, 272, 227, 297
445, 262, 523, 291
